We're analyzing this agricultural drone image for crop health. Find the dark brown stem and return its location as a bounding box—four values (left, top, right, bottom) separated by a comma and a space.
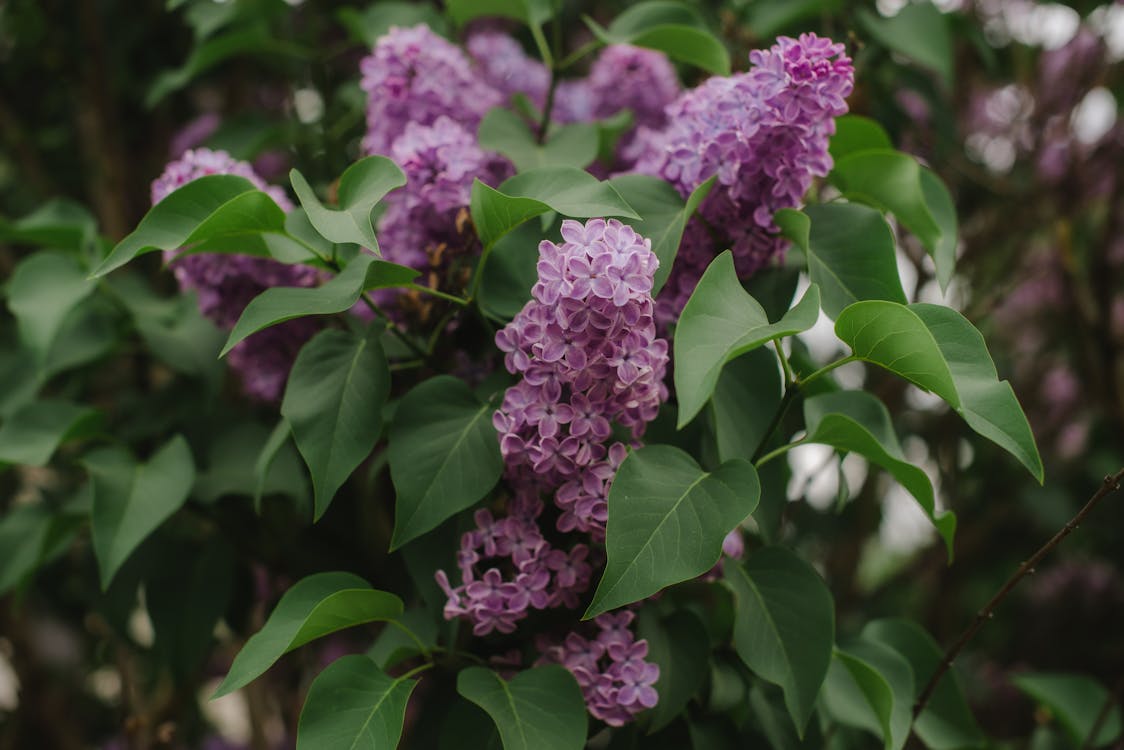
1081, 674, 1124, 750
913, 468, 1124, 719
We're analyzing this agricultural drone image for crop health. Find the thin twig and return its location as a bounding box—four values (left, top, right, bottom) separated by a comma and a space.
913, 468, 1124, 718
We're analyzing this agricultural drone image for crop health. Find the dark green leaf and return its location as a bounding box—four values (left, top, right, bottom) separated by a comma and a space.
221, 253, 417, 355
708, 348, 783, 463
1011, 673, 1122, 748
337, 3, 449, 47
862, 619, 986, 749
828, 116, 893, 162
446, 0, 553, 27
0, 399, 100, 467
608, 174, 714, 295
213, 572, 404, 698
821, 643, 913, 750
41, 296, 120, 378
281, 327, 390, 520
674, 251, 819, 426
744, 0, 844, 40
457, 666, 588, 750
388, 376, 504, 549
477, 221, 543, 321
589, 2, 731, 75
859, 4, 954, 88
725, 546, 834, 735
830, 150, 942, 253
777, 204, 906, 320
193, 421, 307, 505
297, 655, 419, 750
637, 608, 710, 731
0, 498, 85, 595
85, 435, 196, 589
803, 390, 954, 555
478, 108, 598, 172
0, 198, 96, 250
919, 169, 958, 292
585, 445, 760, 617
253, 418, 308, 511
290, 157, 406, 250
6, 252, 95, 362
909, 304, 1042, 482
368, 609, 438, 670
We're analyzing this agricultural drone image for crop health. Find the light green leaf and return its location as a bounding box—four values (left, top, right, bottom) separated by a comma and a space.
213, 572, 404, 698
290, 157, 406, 250
777, 204, 906, 320
0, 198, 96, 251
830, 150, 942, 253
829, 115, 894, 161
835, 301, 960, 407
297, 655, 419, 750
6, 252, 96, 364
1012, 673, 1123, 749
608, 174, 714, 295
859, 4, 954, 88
863, 619, 986, 749
708, 348, 783, 463
85, 436, 196, 589
478, 108, 599, 172
921, 169, 958, 291
470, 180, 557, 251
821, 643, 914, 750
804, 390, 954, 555
281, 328, 390, 520
388, 376, 504, 549
585, 445, 760, 617
456, 666, 588, 750
221, 253, 417, 355
0, 400, 100, 467
725, 546, 834, 736
674, 251, 819, 426
911, 303, 1043, 482
588, 2, 731, 75
637, 608, 710, 732
446, 0, 553, 27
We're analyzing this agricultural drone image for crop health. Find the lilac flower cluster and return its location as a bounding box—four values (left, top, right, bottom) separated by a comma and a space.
466, 29, 550, 108
587, 44, 680, 132
435, 501, 593, 636
359, 25, 502, 156
632, 33, 853, 323
537, 611, 660, 726
151, 148, 320, 402
492, 218, 669, 537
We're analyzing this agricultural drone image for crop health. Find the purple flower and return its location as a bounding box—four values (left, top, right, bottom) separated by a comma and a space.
467, 29, 551, 108
359, 25, 503, 156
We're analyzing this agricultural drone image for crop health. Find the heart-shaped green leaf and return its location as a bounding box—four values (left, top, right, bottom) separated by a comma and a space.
707, 347, 783, 463
859, 4, 953, 88
587, 2, 730, 75
821, 642, 914, 750
290, 156, 407, 250
456, 666, 588, 750
213, 572, 404, 698
297, 655, 419, 750
7, 252, 95, 363
829, 115, 893, 161
674, 251, 819, 426
478, 108, 599, 172
0, 399, 100, 467
585, 444, 760, 617
637, 607, 710, 732
830, 150, 942, 253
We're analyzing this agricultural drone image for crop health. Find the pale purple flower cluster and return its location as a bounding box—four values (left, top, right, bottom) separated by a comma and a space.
359, 25, 502, 156
435, 501, 593, 636
492, 218, 669, 537
588, 45, 680, 131
466, 29, 550, 108
151, 148, 320, 402
537, 611, 660, 726
633, 33, 853, 323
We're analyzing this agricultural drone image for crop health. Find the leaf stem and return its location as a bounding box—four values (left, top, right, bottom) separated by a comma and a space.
912, 468, 1124, 720
773, 339, 795, 385
398, 662, 435, 681
407, 283, 468, 307
358, 292, 427, 359
798, 355, 858, 388
558, 38, 602, 70
754, 438, 804, 468
751, 387, 800, 464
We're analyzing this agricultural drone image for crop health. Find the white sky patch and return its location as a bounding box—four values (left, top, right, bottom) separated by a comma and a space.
201, 679, 253, 745
1071, 87, 1118, 144
788, 443, 838, 510
294, 88, 325, 124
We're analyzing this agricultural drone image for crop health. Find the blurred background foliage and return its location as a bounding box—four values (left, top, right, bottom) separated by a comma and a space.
0, 0, 1122, 748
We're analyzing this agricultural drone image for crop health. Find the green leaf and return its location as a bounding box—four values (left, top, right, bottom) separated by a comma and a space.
0, 499, 85, 595
456, 666, 588, 750
1012, 673, 1123, 748
674, 251, 819, 426
830, 150, 942, 253
821, 643, 913, 750
0, 198, 96, 250
0, 399, 100, 467
92, 175, 270, 276
608, 175, 714, 295
919, 168, 958, 292
471, 168, 639, 249
478, 108, 598, 172
477, 221, 543, 322
337, 3, 449, 47
835, 301, 960, 407
290, 157, 406, 250
297, 655, 419, 750
828, 116, 893, 162
368, 609, 438, 670
40, 296, 119, 379
193, 422, 307, 506
862, 619, 986, 750
859, 4, 953, 88
213, 572, 404, 698
725, 546, 834, 736
281, 327, 390, 520
446, 0, 553, 27
707, 348, 783, 463
743, 0, 844, 41
911, 303, 1043, 482
803, 390, 954, 555
253, 418, 307, 511
6, 252, 95, 363
146, 27, 308, 107
388, 376, 504, 549
221, 253, 417, 355
637, 608, 710, 732
777, 204, 906, 320
588, 2, 731, 75
85, 436, 196, 589
585, 445, 760, 617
